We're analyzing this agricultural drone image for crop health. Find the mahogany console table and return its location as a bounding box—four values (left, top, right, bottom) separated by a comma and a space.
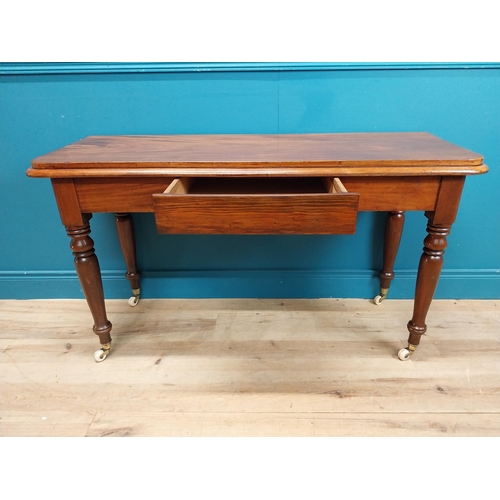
27, 133, 487, 362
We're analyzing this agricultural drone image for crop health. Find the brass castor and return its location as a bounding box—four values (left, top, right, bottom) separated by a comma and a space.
128, 288, 141, 307
373, 288, 389, 305
398, 343, 417, 361
94, 342, 112, 362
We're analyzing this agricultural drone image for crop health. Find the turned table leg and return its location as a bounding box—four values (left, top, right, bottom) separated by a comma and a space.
115, 213, 141, 306
374, 211, 405, 304
67, 220, 113, 362
397, 176, 465, 360
398, 216, 452, 360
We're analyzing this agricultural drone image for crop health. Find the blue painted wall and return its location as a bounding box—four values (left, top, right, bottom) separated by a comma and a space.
1, 63, 499, 299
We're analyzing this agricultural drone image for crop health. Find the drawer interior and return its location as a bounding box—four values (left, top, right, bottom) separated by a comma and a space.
164, 177, 347, 195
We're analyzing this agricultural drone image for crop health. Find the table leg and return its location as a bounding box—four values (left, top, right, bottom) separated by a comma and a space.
66, 220, 113, 362
115, 213, 141, 306
398, 214, 452, 360
374, 211, 405, 304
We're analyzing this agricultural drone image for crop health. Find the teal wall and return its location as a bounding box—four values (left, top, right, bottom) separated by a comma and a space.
1, 63, 499, 299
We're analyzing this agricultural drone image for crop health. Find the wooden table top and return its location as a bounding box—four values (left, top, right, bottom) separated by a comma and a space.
28, 132, 487, 178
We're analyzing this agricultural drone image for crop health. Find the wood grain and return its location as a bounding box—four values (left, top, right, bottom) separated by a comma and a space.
1, 299, 499, 437
31, 133, 484, 169
27, 165, 489, 178
73, 176, 441, 214
27, 133, 488, 180
433, 176, 466, 224
341, 176, 440, 211
75, 177, 173, 212
153, 193, 359, 234
51, 179, 86, 225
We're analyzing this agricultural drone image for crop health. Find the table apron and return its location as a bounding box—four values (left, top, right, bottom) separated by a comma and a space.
73, 176, 441, 214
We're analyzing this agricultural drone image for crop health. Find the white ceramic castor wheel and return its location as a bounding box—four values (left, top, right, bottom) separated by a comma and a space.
128, 295, 140, 307
373, 288, 389, 305
94, 349, 108, 362
398, 348, 412, 361
94, 343, 111, 362
128, 288, 140, 307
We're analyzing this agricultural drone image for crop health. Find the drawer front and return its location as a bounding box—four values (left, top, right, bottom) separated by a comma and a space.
153, 178, 359, 234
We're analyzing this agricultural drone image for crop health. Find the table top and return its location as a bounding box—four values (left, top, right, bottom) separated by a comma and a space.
28, 132, 487, 178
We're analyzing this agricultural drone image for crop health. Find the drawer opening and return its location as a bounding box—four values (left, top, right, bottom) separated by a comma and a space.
163, 177, 348, 196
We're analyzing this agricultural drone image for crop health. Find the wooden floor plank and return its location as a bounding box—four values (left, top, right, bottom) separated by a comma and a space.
85, 411, 500, 437
0, 411, 95, 437
1, 299, 499, 436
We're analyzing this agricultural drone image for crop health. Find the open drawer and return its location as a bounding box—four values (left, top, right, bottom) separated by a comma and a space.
153, 177, 359, 234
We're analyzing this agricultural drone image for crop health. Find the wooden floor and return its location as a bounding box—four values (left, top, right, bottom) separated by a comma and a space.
1, 298, 499, 437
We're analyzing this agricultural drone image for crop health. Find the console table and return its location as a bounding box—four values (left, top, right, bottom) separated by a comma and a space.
27, 133, 487, 362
